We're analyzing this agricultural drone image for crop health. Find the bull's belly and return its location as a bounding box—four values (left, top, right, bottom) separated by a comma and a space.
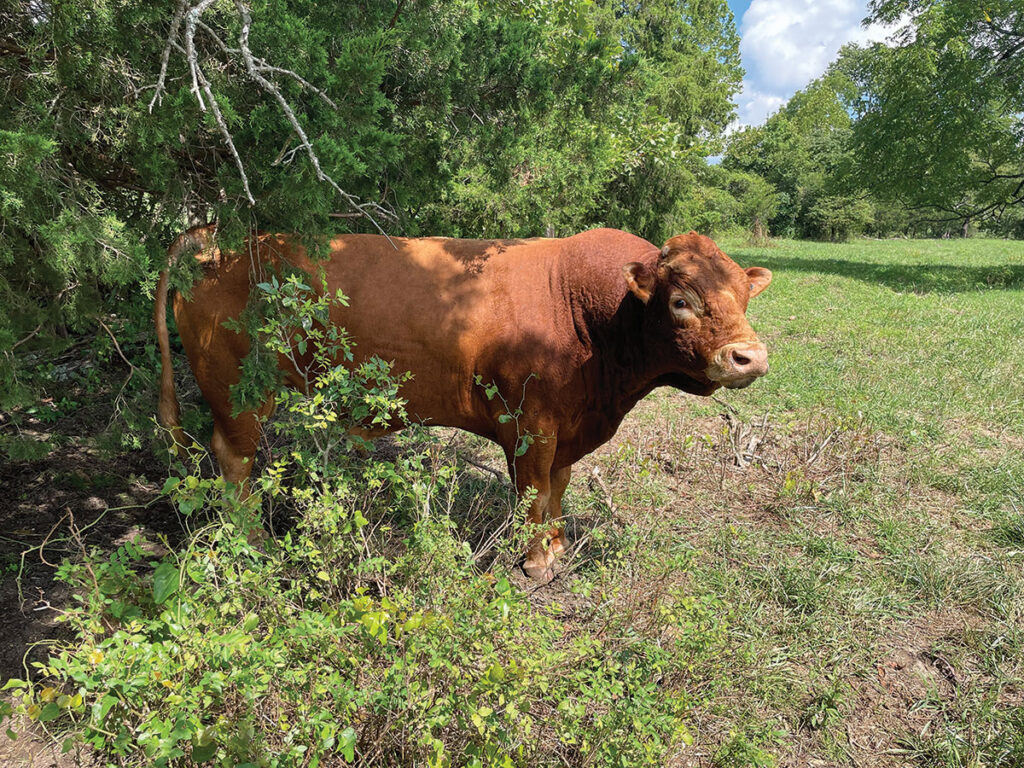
356, 356, 488, 436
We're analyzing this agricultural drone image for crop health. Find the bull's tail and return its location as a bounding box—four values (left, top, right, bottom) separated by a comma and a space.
154, 224, 217, 455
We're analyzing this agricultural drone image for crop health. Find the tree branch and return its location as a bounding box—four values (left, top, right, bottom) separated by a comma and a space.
233, 0, 395, 230
147, 1, 395, 226
149, 0, 188, 112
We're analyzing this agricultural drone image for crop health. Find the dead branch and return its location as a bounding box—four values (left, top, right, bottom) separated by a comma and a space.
588, 466, 616, 516
37, 510, 72, 569
96, 317, 137, 379
233, 0, 393, 231
12, 322, 44, 350
195, 20, 337, 109
184, 0, 218, 111
806, 425, 842, 467
148, 0, 188, 111
147, 1, 395, 224
722, 411, 770, 469
461, 455, 508, 485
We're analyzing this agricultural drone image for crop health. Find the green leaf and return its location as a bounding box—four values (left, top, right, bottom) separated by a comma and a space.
152, 562, 179, 605
37, 702, 60, 722
486, 662, 505, 683
93, 695, 117, 725
339, 726, 357, 762
192, 741, 217, 762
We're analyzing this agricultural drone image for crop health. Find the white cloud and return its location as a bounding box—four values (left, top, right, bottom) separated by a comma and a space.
732, 0, 899, 130
734, 89, 785, 129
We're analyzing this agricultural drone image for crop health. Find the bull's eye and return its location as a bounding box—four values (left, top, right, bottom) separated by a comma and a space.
673, 298, 687, 309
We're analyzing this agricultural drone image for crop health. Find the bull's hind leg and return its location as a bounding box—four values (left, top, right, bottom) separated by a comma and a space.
209, 407, 267, 492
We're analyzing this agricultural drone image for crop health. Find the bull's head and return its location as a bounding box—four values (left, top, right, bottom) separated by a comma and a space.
622, 231, 772, 395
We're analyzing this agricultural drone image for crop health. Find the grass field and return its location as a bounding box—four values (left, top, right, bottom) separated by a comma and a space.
553, 236, 1024, 766
2, 236, 1023, 767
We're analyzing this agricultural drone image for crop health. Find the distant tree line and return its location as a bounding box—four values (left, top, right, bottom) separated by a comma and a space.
723, 0, 1024, 241
1, 0, 1020, 408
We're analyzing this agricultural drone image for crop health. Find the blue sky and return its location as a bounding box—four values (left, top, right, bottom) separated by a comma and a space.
725, 0, 898, 128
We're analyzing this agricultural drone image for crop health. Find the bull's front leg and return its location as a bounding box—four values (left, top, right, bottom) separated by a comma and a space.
501, 426, 566, 583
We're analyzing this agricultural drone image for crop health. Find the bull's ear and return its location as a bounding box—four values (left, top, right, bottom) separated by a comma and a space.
623, 262, 655, 304
746, 267, 772, 298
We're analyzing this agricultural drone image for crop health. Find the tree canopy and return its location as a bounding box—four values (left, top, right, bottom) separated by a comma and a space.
1, 0, 743, 405
849, 0, 1024, 227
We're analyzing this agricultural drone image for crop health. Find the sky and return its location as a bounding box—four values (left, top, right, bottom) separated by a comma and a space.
726, 0, 898, 129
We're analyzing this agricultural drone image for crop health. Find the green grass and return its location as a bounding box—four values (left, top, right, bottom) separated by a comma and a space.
584, 236, 1024, 766
716, 237, 1024, 440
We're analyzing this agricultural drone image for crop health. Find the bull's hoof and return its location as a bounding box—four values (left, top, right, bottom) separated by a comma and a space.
522, 559, 556, 584
549, 533, 567, 557
522, 544, 560, 584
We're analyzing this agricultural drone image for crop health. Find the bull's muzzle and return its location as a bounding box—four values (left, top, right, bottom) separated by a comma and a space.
706, 341, 769, 389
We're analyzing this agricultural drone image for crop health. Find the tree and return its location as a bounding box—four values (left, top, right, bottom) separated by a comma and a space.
724, 54, 872, 240
850, 0, 1024, 229
727, 170, 780, 242
1, 0, 746, 411
1, 0, 405, 405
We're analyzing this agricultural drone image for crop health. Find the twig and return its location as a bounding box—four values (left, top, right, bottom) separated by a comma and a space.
96, 317, 138, 378
711, 395, 739, 416
149, 0, 188, 111
12, 322, 44, 350
588, 466, 616, 516
462, 455, 508, 485
97, 317, 142, 427
37, 510, 72, 569
806, 426, 841, 467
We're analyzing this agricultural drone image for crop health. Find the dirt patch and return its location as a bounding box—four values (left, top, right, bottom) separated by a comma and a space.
0, 389, 181, 765
839, 611, 986, 767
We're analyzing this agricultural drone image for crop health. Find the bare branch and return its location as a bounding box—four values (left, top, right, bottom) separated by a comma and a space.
233, 0, 395, 230
194, 59, 256, 203
12, 322, 44, 350
146, 1, 395, 225
196, 20, 338, 109
183, 0, 219, 112
149, 0, 188, 112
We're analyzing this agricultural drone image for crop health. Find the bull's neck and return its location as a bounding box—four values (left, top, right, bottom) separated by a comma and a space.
565, 250, 663, 410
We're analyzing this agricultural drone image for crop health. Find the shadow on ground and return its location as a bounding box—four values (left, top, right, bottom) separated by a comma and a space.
0, 430, 179, 686
753, 255, 1024, 293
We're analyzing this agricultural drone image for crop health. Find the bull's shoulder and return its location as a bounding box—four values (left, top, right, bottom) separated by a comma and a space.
561, 228, 657, 253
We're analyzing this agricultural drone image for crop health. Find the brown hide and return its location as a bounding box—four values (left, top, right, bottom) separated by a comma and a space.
157, 226, 772, 581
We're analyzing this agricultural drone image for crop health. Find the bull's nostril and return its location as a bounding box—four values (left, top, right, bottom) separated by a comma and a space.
731, 351, 751, 367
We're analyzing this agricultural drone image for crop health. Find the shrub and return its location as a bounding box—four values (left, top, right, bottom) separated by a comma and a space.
1, 277, 707, 766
